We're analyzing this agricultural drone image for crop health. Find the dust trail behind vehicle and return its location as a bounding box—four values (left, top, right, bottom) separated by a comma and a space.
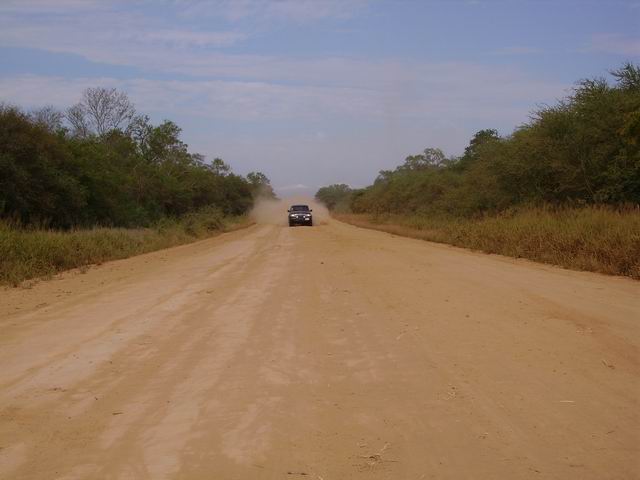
250, 196, 330, 226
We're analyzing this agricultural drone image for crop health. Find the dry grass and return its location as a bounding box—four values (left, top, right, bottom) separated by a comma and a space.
0, 210, 252, 286
335, 206, 640, 279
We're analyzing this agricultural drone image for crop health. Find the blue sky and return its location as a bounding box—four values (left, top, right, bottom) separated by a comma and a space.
1, 0, 638, 195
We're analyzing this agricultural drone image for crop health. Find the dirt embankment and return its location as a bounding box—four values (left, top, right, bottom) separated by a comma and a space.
1, 217, 638, 479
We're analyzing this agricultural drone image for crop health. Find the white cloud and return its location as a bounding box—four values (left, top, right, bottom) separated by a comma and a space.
0, 0, 371, 70
491, 46, 543, 56
262, 0, 368, 22
0, 10, 565, 109
0, 75, 122, 108
121, 29, 247, 48
0, 3, 248, 58
0, 0, 108, 14
589, 34, 640, 56
0, 68, 567, 124
0, 0, 564, 111
175, 0, 370, 22
0, 5, 568, 120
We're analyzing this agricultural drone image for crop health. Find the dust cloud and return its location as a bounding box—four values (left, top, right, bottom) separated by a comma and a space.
250, 196, 330, 226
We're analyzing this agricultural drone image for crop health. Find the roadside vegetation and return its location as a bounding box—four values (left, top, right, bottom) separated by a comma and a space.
317, 63, 640, 278
0, 88, 275, 286
336, 207, 640, 278
0, 211, 250, 287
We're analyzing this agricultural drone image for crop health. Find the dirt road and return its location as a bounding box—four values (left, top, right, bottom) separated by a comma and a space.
1, 219, 638, 479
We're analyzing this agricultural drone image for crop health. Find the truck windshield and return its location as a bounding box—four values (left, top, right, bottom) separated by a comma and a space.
290, 205, 310, 212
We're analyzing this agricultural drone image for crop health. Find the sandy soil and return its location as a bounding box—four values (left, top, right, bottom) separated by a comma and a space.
1, 218, 638, 479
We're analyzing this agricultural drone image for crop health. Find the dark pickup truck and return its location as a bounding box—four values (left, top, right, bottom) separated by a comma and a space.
288, 205, 313, 227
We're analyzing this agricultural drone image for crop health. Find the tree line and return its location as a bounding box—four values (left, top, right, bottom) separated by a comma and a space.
0, 88, 275, 228
316, 63, 640, 216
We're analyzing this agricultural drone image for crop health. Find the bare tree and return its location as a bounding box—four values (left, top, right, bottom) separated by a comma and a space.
66, 104, 90, 138
30, 105, 64, 132
66, 87, 136, 137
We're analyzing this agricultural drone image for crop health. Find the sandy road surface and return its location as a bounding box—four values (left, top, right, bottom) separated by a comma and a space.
1, 220, 639, 479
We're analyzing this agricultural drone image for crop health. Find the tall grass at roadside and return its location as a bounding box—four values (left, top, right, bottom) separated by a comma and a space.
0, 208, 251, 286
335, 206, 640, 279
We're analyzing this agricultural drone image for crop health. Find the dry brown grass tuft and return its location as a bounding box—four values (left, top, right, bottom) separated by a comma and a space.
0, 212, 252, 286
335, 206, 640, 279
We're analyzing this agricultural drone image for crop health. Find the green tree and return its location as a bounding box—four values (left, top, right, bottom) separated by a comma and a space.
0, 106, 87, 226
398, 148, 447, 171
315, 184, 352, 210
246, 171, 277, 199
1, 92, 256, 228
211, 158, 231, 176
